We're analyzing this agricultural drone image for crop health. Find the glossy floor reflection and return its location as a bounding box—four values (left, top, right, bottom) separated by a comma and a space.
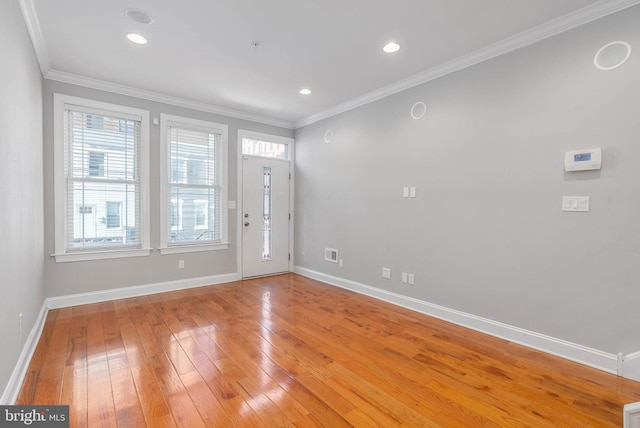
17, 273, 640, 427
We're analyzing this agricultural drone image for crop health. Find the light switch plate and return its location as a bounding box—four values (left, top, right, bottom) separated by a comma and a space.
562, 196, 590, 212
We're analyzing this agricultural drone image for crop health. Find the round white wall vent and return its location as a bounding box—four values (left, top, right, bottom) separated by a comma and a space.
411, 102, 427, 120
324, 130, 334, 143
594, 41, 631, 71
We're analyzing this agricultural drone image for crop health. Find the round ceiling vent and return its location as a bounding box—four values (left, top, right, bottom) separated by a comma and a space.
125, 8, 154, 25
411, 102, 427, 120
594, 41, 631, 71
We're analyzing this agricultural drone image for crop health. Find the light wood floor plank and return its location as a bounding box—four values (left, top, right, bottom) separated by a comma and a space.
59, 305, 88, 427
16, 273, 640, 427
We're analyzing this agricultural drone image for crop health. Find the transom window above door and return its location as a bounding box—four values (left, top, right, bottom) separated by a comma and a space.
242, 136, 290, 160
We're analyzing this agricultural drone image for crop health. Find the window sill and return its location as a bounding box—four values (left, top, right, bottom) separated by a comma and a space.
160, 242, 230, 255
53, 248, 151, 263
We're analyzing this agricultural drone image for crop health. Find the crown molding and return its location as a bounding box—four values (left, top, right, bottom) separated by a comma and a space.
20, 0, 293, 129
294, 0, 640, 128
19, 0, 640, 130
45, 70, 295, 129
18, 0, 51, 76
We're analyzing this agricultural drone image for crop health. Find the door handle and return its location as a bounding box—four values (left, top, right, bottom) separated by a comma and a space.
244, 222, 250, 227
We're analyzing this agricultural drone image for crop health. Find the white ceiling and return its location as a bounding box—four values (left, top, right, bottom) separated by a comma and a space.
22, 0, 637, 128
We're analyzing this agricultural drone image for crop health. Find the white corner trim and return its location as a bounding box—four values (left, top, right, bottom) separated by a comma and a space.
46, 273, 239, 309
0, 302, 48, 405
44, 70, 294, 130
294, 0, 640, 128
293, 266, 625, 376
18, 0, 51, 76
624, 402, 640, 428
622, 351, 640, 382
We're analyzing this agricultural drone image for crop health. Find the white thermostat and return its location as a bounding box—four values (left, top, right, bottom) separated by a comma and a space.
564, 148, 602, 172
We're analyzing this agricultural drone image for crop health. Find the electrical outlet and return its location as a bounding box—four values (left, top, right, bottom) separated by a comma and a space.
408, 274, 415, 285
179, 260, 185, 269
382, 268, 391, 279
402, 272, 408, 283
339, 259, 344, 268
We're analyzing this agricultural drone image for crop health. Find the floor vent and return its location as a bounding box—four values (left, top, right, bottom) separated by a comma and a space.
324, 248, 338, 263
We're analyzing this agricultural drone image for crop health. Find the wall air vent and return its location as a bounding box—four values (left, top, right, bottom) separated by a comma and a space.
325, 248, 338, 263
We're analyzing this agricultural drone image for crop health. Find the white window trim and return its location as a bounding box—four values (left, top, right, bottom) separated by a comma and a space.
53, 94, 151, 262
159, 114, 229, 255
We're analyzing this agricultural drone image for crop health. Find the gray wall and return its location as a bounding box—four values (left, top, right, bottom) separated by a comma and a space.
0, 1, 45, 400
294, 6, 640, 355
43, 80, 293, 298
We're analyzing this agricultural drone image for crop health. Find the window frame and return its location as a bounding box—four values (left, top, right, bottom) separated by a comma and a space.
159, 114, 229, 255
53, 94, 151, 262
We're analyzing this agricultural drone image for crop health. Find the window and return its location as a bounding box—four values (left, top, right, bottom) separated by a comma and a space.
53, 94, 150, 262
170, 199, 183, 231
106, 202, 121, 229
160, 114, 228, 254
193, 200, 208, 230
79, 205, 93, 215
242, 137, 289, 160
85, 114, 103, 129
262, 167, 272, 261
88, 152, 104, 177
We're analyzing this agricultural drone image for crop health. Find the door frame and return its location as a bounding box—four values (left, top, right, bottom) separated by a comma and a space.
236, 130, 295, 278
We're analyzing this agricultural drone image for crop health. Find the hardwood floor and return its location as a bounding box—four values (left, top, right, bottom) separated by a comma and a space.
17, 273, 640, 427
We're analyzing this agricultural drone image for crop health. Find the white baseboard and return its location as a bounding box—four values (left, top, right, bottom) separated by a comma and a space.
623, 352, 640, 382
47, 272, 239, 309
624, 402, 640, 428
0, 302, 49, 405
294, 266, 640, 379
4, 268, 636, 406
1, 273, 240, 404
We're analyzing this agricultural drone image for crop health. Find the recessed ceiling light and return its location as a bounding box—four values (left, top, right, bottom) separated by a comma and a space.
383, 42, 400, 53
124, 8, 153, 25
126, 33, 148, 45
299, 88, 312, 95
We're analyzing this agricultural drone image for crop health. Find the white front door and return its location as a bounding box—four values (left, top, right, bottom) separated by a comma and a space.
242, 156, 290, 278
